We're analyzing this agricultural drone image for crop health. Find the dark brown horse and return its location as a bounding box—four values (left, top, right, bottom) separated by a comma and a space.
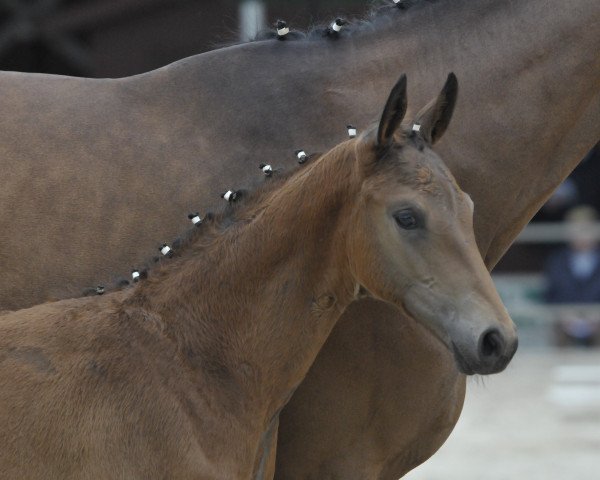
0, 75, 516, 479
0, 0, 598, 478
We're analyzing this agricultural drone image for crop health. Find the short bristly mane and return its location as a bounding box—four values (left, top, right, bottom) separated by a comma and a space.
75, 149, 320, 298
87, 150, 324, 295
159, 153, 324, 260
143, 141, 363, 275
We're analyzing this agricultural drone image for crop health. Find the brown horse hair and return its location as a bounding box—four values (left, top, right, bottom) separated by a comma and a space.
249, 0, 439, 43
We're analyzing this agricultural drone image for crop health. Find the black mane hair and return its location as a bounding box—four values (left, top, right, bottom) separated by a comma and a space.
249, 0, 437, 44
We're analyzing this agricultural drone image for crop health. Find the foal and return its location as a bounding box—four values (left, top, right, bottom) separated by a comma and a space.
0, 74, 516, 479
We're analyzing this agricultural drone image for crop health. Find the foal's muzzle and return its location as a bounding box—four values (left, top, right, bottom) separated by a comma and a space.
452, 328, 518, 375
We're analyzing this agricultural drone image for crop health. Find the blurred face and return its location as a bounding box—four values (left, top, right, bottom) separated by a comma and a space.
348, 142, 518, 375
568, 220, 598, 252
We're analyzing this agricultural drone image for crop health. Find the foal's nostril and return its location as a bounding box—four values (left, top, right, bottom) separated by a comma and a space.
480, 329, 504, 359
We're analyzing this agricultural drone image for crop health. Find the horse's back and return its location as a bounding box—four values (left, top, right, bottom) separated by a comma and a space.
0, 69, 219, 310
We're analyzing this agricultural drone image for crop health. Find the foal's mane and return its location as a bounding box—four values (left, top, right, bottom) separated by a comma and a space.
154, 138, 369, 262
85, 149, 326, 296
166, 153, 325, 258
246, 0, 439, 44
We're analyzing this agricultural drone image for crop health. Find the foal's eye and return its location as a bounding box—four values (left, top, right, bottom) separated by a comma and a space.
393, 210, 420, 230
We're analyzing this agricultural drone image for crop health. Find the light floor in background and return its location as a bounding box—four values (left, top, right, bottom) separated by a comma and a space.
404, 349, 600, 480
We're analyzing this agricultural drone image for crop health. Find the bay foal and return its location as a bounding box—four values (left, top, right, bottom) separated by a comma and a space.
0, 74, 516, 479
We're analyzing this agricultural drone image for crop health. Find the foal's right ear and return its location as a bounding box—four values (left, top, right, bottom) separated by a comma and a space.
377, 74, 408, 147
413, 73, 458, 145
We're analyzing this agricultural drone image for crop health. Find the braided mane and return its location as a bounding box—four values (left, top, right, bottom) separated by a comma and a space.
248, 1, 438, 43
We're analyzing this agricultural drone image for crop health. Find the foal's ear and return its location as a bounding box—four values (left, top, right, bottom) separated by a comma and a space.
414, 73, 458, 145
377, 74, 408, 147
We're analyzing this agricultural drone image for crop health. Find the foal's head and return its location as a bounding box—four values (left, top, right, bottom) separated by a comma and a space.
346, 74, 517, 375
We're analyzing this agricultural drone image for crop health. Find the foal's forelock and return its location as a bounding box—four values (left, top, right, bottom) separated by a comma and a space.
371, 133, 458, 196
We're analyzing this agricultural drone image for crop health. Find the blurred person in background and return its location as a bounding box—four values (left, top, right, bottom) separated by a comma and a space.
535, 142, 599, 222
545, 205, 600, 346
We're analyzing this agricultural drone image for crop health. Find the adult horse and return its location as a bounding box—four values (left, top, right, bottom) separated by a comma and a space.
0, 75, 517, 479
0, 0, 598, 478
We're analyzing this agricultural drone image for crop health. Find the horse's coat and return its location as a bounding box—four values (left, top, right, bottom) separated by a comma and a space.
0, 77, 517, 479
0, 0, 598, 478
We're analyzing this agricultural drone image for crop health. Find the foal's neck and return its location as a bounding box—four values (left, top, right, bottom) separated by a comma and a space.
135, 143, 359, 415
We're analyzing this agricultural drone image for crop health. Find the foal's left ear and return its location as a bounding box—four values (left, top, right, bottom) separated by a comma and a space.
377, 74, 408, 147
414, 73, 459, 145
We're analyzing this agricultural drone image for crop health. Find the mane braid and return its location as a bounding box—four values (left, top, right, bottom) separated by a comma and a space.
82, 153, 323, 297
164, 156, 322, 259
244, 0, 438, 45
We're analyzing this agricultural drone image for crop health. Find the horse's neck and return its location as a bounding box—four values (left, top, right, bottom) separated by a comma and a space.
342, 0, 600, 266
135, 146, 358, 416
